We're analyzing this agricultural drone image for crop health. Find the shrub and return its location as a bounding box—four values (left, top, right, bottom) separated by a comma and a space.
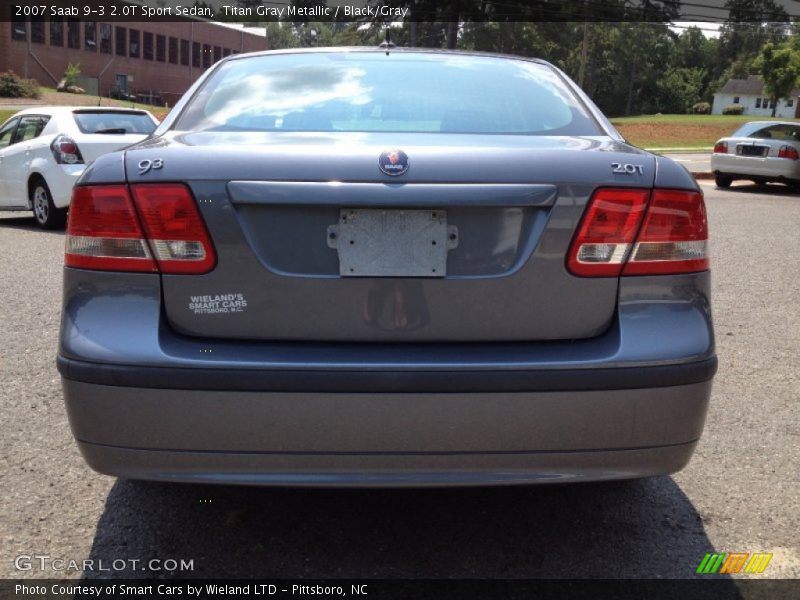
64, 63, 81, 87
692, 102, 711, 114
722, 104, 744, 115
19, 77, 40, 98
0, 71, 40, 98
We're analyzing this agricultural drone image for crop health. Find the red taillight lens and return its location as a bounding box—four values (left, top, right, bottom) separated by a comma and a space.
713, 141, 728, 154
66, 186, 157, 272
50, 134, 84, 165
568, 188, 708, 277
65, 184, 216, 274
566, 188, 649, 277
623, 190, 708, 275
778, 145, 799, 160
130, 184, 216, 274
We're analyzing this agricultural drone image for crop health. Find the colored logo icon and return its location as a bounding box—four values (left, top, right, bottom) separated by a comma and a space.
378, 149, 409, 176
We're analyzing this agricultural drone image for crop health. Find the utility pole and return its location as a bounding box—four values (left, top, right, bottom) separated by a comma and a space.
578, 21, 589, 88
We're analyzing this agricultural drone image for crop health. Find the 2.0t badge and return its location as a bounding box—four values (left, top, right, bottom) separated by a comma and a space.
378, 149, 409, 176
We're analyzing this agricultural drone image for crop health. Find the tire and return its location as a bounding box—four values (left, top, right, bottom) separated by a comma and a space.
715, 174, 733, 188
30, 178, 66, 230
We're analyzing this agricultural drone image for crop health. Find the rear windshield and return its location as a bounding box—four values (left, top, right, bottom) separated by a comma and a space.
73, 111, 156, 134
732, 122, 800, 142
175, 52, 601, 136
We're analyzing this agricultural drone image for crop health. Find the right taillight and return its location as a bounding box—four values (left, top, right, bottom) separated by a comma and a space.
566, 188, 649, 277
65, 184, 216, 274
623, 189, 708, 275
713, 141, 728, 154
778, 145, 799, 160
568, 188, 708, 277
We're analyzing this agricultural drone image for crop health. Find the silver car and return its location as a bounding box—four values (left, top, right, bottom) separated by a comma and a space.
711, 121, 800, 190
58, 49, 715, 487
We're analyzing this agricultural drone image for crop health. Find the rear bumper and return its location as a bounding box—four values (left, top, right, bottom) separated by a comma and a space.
710, 154, 800, 180
58, 268, 716, 486
61, 363, 714, 487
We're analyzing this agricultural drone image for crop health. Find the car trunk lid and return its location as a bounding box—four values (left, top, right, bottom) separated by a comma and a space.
79, 133, 151, 163
125, 131, 656, 342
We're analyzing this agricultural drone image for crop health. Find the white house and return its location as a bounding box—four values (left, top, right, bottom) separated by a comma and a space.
711, 75, 800, 118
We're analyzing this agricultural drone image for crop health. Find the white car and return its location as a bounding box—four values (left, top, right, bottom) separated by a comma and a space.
0, 107, 158, 228
710, 121, 800, 191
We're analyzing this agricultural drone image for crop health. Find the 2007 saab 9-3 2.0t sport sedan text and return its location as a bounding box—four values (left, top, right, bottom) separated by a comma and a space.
58, 48, 716, 487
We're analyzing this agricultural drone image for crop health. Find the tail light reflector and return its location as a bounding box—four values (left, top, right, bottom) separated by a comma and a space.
568, 188, 708, 277
65, 184, 216, 274
778, 145, 799, 160
713, 141, 728, 154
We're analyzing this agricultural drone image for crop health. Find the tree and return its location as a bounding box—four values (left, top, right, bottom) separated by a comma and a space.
716, 0, 790, 82
756, 42, 800, 116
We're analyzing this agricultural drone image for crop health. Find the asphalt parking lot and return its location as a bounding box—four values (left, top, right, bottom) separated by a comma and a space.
1, 182, 798, 580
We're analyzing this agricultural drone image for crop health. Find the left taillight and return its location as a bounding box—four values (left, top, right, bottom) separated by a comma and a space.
50, 134, 84, 165
65, 184, 216, 274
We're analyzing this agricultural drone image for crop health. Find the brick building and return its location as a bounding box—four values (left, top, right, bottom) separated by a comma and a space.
1, 17, 268, 105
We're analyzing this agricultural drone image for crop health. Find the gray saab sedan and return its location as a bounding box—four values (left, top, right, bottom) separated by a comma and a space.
58, 48, 715, 486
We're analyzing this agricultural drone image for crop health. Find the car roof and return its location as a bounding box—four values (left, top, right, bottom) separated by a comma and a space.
740, 121, 800, 127
222, 46, 553, 67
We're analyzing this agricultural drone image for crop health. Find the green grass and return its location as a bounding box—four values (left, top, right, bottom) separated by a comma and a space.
611, 114, 799, 126
610, 114, 800, 151
0, 110, 15, 125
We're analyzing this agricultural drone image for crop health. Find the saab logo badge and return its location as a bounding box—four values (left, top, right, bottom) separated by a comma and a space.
378, 149, 409, 176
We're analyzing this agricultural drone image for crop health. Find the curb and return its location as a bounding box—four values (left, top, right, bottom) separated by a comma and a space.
648, 148, 713, 153
691, 172, 714, 180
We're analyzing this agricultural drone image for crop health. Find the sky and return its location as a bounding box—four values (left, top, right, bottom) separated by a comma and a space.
670, 21, 722, 38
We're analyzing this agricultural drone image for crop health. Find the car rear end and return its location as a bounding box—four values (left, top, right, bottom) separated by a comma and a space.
46, 108, 157, 209
711, 121, 800, 187
58, 50, 715, 486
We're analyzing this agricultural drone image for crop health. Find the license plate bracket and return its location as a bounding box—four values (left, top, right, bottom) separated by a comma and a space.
327, 209, 458, 277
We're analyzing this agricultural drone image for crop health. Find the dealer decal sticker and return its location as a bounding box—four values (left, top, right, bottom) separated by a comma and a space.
189, 293, 248, 315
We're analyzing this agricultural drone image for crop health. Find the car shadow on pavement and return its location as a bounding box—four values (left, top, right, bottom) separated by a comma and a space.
0, 215, 65, 234
85, 476, 738, 582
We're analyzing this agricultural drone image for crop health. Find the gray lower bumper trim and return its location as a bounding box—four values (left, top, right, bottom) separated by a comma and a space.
77, 440, 699, 487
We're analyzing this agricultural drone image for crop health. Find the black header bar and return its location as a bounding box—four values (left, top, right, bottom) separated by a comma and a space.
2, 0, 799, 23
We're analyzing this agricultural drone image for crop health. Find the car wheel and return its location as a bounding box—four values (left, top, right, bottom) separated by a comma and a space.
715, 174, 732, 188
31, 178, 67, 230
